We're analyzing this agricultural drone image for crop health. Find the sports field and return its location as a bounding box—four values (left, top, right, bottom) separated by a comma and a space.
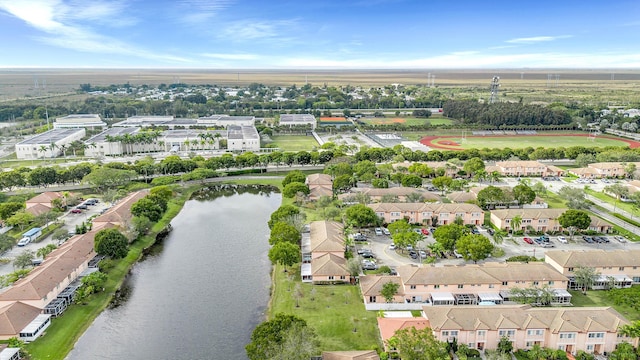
270, 135, 319, 151
360, 117, 454, 126
421, 133, 640, 150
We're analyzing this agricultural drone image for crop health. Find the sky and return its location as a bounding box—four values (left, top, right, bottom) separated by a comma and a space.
0, 0, 639, 69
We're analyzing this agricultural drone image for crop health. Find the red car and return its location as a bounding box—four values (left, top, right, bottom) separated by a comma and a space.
523, 237, 534, 244
421, 228, 429, 235
71, 209, 82, 214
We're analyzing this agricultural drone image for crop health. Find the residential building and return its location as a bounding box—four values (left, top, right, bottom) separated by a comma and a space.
339, 187, 441, 203
0, 301, 43, 340
25, 191, 64, 216
392, 161, 460, 177
226, 125, 260, 152
570, 162, 640, 179
447, 191, 477, 203
545, 250, 640, 289
93, 190, 148, 229
53, 114, 106, 129
423, 305, 634, 354
492, 161, 564, 177
279, 114, 316, 128
490, 209, 613, 233
377, 316, 430, 352
15, 128, 86, 159
368, 203, 484, 226
306, 173, 333, 201
301, 221, 348, 284
360, 262, 569, 310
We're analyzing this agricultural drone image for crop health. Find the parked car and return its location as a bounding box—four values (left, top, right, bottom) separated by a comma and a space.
409, 251, 419, 259
523, 237, 534, 244
486, 228, 495, 236
361, 251, 375, 259
76, 204, 88, 210
419, 250, 427, 258
421, 228, 429, 236
362, 261, 377, 270
470, 227, 480, 234
389, 267, 398, 275
71, 208, 82, 214
540, 243, 555, 248
453, 250, 463, 258
583, 236, 594, 243
17, 237, 31, 247
375, 228, 383, 236
389, 244, 396, 250
615, 236, 627, 243
382, 228, 391, 235
406, 245, 413, 251
352, 233, 367, 241
557, 236, 567, 243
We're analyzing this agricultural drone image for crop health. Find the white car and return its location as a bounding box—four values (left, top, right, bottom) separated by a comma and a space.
382, 228, 391, 235
389, 244, 396, 250
17, 237, 31, 247
557, 236, 567, 244
375, 228, 383, 236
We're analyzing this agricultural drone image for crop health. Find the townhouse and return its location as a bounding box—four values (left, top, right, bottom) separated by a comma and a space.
488, 161, 564, 177
338, 187, 441, 203
490, 208, 613, 233
448, 186, 547, 209
571, 162, 640, 179
368, 203, 484, 226
392, 161, 461, 177
92, 190, 148, 230
300, 221, 349, 284
423, 305, 634, 354
25, 191, 64, 216
360, 262, 570, 311
545, 250, 640, 289
306, 173, 333, 201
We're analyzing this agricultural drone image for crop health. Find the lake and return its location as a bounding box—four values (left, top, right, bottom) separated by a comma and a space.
67, 185, 280, 359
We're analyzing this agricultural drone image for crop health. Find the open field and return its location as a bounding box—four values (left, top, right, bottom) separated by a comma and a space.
420, 133, 640, 150
270, 135, 319, 151
360, 117, 453, 126
2, 69, 640, 101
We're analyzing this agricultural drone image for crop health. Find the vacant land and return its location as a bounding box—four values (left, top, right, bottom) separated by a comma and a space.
421, 134, 639, 150
270, 135, 318, 151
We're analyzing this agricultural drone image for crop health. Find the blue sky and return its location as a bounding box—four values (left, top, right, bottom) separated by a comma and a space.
0, 0, 639, 68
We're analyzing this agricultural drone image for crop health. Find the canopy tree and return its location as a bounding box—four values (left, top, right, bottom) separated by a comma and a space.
345, 204, 378, 229
455, 234, 494, 263
268, 242, 300, 271
387, 327, 448, 360
433, 224, 468, 251
94, 228, 129, 259
245, 313, 317, 360
558, 209, 591, 240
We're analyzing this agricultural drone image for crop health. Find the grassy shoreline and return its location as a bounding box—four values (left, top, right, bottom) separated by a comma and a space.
26, 186, 196, 360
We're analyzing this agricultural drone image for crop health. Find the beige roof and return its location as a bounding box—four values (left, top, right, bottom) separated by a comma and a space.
545, 249, 640, 268
322, 350, 380, 360
0, 301, 42, 338
377, 317, 430, 344
306, 173, 333, 186
423, 305, 628, 333
496, 161, 546, 168
310, 221, 344, 254
571, 167, 600, 175
359, 275, 405, 296
93, 190, 147, 226
588, 162, 627, 170
546, 165, 565, 173
26, 191, 63, 205
25, 203, 52, 216
491, 208, 565, 220
311, 253, 349, 276
352, 187, 440, 201
368, 202, 483, 214
396, 262, 567, 287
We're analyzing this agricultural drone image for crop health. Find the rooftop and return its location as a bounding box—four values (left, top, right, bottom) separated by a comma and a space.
17, 128, 85, 145
86, 127, 139, 142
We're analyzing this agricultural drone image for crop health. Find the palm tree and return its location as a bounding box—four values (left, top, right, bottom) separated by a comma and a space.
58, 144, 68, 159
492, 229, 508, 244
510, 215, 522, 234
38, 145, 48, 160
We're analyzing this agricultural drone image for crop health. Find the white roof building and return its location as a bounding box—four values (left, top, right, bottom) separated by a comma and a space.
53, 114, 106, 129
227, 125, 260, 152
279, 114, 317, 128
15, 128, 86, 159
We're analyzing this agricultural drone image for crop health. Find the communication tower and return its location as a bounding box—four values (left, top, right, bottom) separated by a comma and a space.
489, 76, 500, 104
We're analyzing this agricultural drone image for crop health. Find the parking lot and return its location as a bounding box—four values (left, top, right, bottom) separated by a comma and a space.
353, 226, 640, 271
0, 200, 109, 277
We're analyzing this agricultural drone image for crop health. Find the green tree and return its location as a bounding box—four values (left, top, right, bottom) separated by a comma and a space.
463, 157, 485, 177
381, 281, 400, 302
492, 229, 507, 244
513, 184, 536, 207
558, 209, 591, 239
149, 185, 174, 202
272, 322, 320, 360
94, 228, 129, 259
402, 174, 423, 188
387, 218, 412, 235
282, 170, 306, 187
609, 342, 636, 360
497, 336, 513, 354
476, 186, 506, 210
433, 224, 468, 251
132, 216, 153, 235
245, 313, 310, 360
393, 231, 422, 252
618, 320, 640, 339
268, 205, 303, 229
131, 197, 164, 222
282, 182, 310, 198
36, 243, 57, 258
13, 250, 35, 269
27, 167, 57, 187
333, 174, 355, 194
0, 202, 24, 220
575, 153, 597, 167
510, 215, 522, 233
6, 210, 35, 231
574, 266, 600, 294
605, 183, 630, 213
389, 327, 449, 360
455, 234, 494, 263
558, 186, 589, 210
0, 233, 16, 253
269, 221, 301, 245
268, 242, 300, 271
432, 176, 453, 195
83, 167, 137, 192
372, 178, 389, 188
345, 204, 378, 229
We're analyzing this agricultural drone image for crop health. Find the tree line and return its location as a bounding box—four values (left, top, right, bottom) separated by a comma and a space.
443, 100, 572, 126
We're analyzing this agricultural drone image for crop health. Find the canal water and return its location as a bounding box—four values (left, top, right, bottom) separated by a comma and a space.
67, 186, 280, 359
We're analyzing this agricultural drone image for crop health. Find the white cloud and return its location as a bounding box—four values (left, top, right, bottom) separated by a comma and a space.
220, 19, 299, 44
176, 0, 233, 24
201, 53, 259, 60
506, 35, 572, 44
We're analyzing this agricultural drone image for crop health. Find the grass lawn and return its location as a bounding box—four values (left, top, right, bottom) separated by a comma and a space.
360, 117, 453, 126
270, 135, 319, 151
26, 188, 194, 360
432, 135, 631, 150
585, 189, 638, 217
569, 290, 640, 321
269, 263, 381, 351
539, 190, 567, 209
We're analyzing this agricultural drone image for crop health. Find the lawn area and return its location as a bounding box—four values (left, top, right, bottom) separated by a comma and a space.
360, 116, 453, 126
585, 188, 638, 217
269, 263, 382, 352
569, 290, 640, 321
270, 135, 319, 151
539, 190, 567, 209
426, 134, 632, 150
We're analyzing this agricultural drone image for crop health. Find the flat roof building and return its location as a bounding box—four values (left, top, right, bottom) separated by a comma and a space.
53, 114, 106, 129
227, 125, 260, 152
85, 127, 141, 157
279, 114, 316, 128
15, 128, 86, 159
